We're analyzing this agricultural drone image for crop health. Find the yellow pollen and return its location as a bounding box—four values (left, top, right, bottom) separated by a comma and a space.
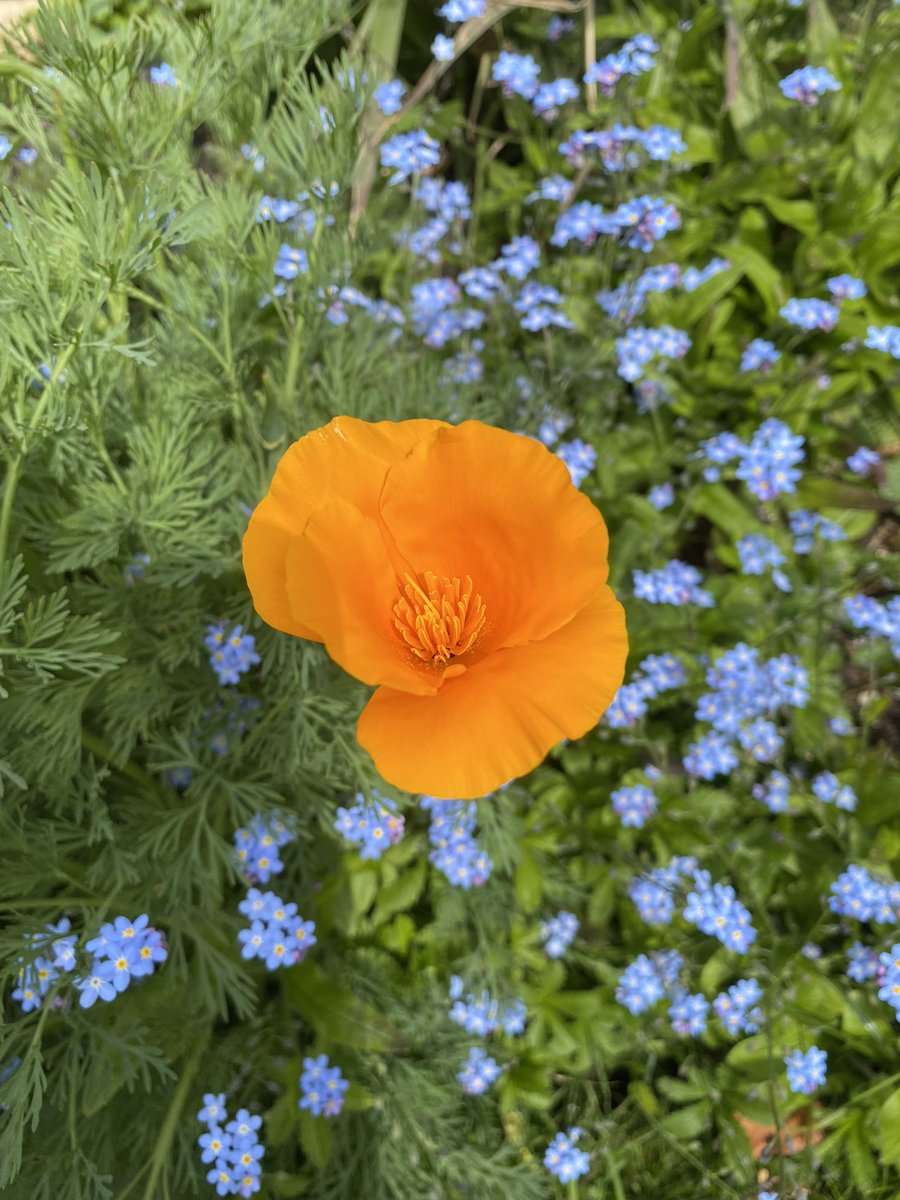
393, 572, 486, 667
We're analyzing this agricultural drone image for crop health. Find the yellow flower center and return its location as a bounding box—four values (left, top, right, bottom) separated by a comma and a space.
393, 572, 486, 667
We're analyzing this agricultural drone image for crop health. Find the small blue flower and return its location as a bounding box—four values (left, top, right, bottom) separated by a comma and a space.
669, 991, 709, 1036
273, 244, 309, 280
811, 770, 857, 811
785, 1046, 827, 1093
864, 324, 900, 357
532, 78, 579, 116
299, 1055, 349, 1116
541, 910, 579, 959
492, 51, 540, 100
555, 438, 596, 487
438, 0, 485, 20
846, 446, 880, 476
149, 62, 178, 88
335, 792, 405, 861
421, 796, 492, 888
241, 143, 266, 172
373, 79, 406, 115
847, 941, 879, 982
634, 560, 714, 607
779, 65, 840, 105
456, 1046, 500, 1095
431, 34, 456, 61
713, 978, 762, 1035
380, 129, 441, 184
205, 623, 261, 685
544, 1127, 590, 1182
779, 297, 839, 331
75, 962, 118, 1008
648, 482, 674, 510
611, 783, 657, 828
740, 338, 780, 373
616, 953, 668, 1014
198, 1127, 229, 1164
684, 876, 756, 953
826, 273, 866, 300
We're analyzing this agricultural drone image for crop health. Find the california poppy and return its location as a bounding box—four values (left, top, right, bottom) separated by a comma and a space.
242, 417, 627, 799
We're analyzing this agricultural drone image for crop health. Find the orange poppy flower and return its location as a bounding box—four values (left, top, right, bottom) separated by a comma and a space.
242, 417, 627, 799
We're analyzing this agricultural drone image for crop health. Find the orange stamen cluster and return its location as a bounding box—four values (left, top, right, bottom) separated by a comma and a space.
393, 572, 485, 667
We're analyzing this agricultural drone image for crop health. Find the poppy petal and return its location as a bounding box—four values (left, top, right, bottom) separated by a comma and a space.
285, 499, 439, 695
243, 416, 447, 639
357, 586, 627, 798
378, 421, 609, 652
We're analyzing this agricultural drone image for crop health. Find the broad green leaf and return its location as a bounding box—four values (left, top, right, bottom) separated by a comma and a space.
688, 483, 769, 541
298, 1109, 332, 1168
760, 196, 818, 238
879, 1089, 900, 1165
658, 1100, 711, 1138
514, 849, 544, 913
370, 857, 426, 927
720, 241, 784, 314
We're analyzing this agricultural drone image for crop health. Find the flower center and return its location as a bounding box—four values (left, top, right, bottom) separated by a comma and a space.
393, 572, 486, 667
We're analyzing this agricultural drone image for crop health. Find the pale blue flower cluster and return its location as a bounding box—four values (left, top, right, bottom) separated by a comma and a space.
785, 1046, 827, 1093
422, 796, 493, 888
611, 783, 658, 828
669, 991, 709, 1035
74, 916, 167, 1009
299, 1055, 348, 1116
373, 79, 406, 115
788, 509, 846, 553
700, 418, 805, 501
844, 594, 900, 658
237, 889, 316, 970
713, 978, 762, 1035
448, 976, 526, 1036
541, 910, 579, 958
864, 324, 900, 357
847, 446, 880, 476
555, 437, 597, 486
544, 1127, 590, 1182
205, 623, 261, 686
633, 560, 713, 607
380, 129, 441, 184
740, 337, 780, 372
736, 534, 791, 593
780, 297, 839, 331
457, 1046, 501, 1094
829, 865, 900, 923
605, 653, 685, 729
197, 1095, 265, 1198
684, 872, 757, 953
560, 123, 686, 169
847, 942, 879, 982
779, 65, 840, 106
752, 768, 791, 813
811, 770, 857, 812
628, 856, 698, 926
615, 324, 691, 382
335, 793, 405, 861
616, 949, 684, 1013
234, 813, 295, 884
584, 35, 658, 96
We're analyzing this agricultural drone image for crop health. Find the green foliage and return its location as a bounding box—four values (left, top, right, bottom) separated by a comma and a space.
0, 0, 899, 1198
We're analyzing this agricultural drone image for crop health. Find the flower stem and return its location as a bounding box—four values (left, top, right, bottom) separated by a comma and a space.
141, 1045, 204, 1200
